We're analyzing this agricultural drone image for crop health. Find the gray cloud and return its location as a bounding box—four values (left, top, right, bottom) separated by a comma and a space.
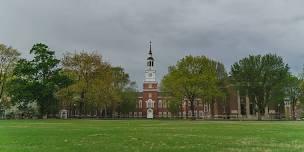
1, 0, 304, 89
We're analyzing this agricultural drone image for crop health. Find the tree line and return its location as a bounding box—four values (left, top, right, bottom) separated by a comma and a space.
0, 43, 137, 118
0, 42, 303, 120
162, 55, 304, 120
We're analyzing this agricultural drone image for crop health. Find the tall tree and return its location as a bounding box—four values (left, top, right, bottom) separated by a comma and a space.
212, 62, 229, 117
161, 55, 220, 119
297, 67, 304, 118
62, 52, 105, 117
283, 74, 302, 120
8, 43, 68, 118
87, 63, 116, 117
116, 83, 138, 116
111, 67, 137, 116
0, 44, 20, 109
231, 54, 289, 120
60, 52, 136, 118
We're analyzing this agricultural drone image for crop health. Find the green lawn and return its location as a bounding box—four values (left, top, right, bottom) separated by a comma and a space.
0, 120, 304, 152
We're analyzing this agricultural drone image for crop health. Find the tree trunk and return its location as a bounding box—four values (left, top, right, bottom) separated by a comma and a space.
185, 101, 188, 119
210, 100, 215, 119
104, 105, 107, 118
80, 91, 85, 118
39, 104, 46, 119
257, 107, 263, 120
292, 100, 296, 120
257, 111, 261, 120
190, 100, 195, 120
196, 101, 199, 119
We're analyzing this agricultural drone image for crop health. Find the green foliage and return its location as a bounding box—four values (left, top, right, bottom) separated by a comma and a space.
298, 67, 304, 107
118, 86, 138, 114
0, 43, 20, 110
8, 43, 70, 117
161, 55, 222, 118
231, 54, 289, 120
59, 52, 137, 117
61, 52, 108, 116
167, 97, 181, 115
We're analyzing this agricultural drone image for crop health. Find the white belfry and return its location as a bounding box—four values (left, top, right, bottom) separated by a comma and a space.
144, 41, 156, 82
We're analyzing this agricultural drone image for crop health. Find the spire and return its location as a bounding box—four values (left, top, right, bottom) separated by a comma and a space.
149, 41, 152, 55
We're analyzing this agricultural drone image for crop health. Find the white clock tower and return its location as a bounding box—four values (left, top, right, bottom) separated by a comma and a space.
144, 41, 156, 82
141, 41, 158, 119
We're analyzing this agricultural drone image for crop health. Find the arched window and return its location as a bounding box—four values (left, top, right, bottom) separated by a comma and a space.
147, 99, 154, 108
139, 100, 142, 109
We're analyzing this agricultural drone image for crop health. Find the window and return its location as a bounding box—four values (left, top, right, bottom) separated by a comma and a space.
163, 101, 167, 108
199, 111, 203, 117
204, 104, 209, 112
199, 101, 203, 107
139, 100, 142, 109
250, 103, 254, 115
163, 112, 167, 117
148, 93, 152, 98
168, 112, 171, 117
147, 99, 154, 108
147, 61, 153, 67
149, 84, 152, 88
158, 100, 162, 108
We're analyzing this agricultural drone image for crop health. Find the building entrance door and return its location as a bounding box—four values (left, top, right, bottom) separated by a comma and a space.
147, 108, 153, 119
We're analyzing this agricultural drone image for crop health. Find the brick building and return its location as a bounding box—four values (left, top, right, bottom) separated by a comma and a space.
133, 42, 300, 120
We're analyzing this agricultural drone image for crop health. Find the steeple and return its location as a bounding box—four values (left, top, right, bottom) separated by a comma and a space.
149, 41, 152, 55
146, 41, 154, 66
144, 41, 156, 82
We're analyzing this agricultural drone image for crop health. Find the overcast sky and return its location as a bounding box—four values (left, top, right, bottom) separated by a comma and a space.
1, 0, 304, 89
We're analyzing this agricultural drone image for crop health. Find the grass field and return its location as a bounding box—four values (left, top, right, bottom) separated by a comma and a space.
0, 120, 304, 152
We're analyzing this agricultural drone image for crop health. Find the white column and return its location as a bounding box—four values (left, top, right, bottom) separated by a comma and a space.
265, 105, 269, 119
246, 95, 250, 118
237, 90, 241, 116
